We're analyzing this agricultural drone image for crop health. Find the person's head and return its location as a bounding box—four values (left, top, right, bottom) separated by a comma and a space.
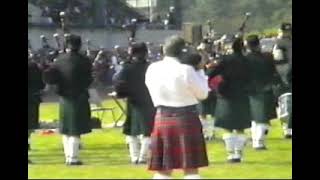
245, 34, 260, 52
180, 52, 202, 69
163, 35, 186, 58
65, 34, 82, 52
278, 22, 292, 38
129, 42, 148, 62
232, 37, 244, 54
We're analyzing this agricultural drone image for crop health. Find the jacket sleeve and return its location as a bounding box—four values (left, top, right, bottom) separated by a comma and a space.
113, 65, 130, 98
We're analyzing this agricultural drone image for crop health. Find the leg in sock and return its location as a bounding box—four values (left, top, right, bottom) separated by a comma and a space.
253, 123, 269, 149
184, 169, 201, 179
234, 130, 247, 162
126, 136, 140, 164
153, 170, 172, 179
68, 135, 82, 165
62, 135, 70, 163
222, 132, 237, 162
138, 135, 151, 164
251, 121, 257, 145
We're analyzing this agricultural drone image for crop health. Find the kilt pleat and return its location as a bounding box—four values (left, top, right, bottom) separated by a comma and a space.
148, 105, 209, 171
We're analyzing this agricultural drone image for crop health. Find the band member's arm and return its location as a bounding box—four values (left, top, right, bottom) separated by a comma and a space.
81, 58, 93, 89
42, 64, 61, 85
185, 67, 209, 101
113, 64, 130, 98
206, 59, 225, 78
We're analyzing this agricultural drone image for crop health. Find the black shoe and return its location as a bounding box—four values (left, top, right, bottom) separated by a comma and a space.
285, 134, 292, 139
66, 161, 83, 166
138, 160, 147, 164
227, 158, 241, 163
254, 146, 267, 150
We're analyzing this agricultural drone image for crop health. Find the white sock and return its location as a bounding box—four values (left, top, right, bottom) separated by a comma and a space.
69, 136, 80, 163
62, 135, 70, 161
184, 174, 201, 179
223, 133, 237, 160
253, 123, 269, 148
126, 136, 140, 163
153, 173, 171, 179
251, 121, 257, 140
234, 135, 247, 159
139, 136, 151, 162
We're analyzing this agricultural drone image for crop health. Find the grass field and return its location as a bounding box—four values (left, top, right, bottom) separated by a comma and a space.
28, 100, 292, 179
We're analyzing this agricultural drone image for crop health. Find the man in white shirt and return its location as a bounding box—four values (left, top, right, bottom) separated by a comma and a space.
145, 35, 209, 179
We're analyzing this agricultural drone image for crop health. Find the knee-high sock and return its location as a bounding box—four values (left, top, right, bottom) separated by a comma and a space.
253, 123, 269, 148
251, 121, 257, 141
139, 136, 151, 162
153, 173, 172, 179
234, 134, 247, 159
283, 123, 292, 135
68, 136, 80, 163
62, 135, 70, 161
184, 174, 201, 179
223, 133, 237, 160
126, 136, 140, 163
28, 130, 32, 147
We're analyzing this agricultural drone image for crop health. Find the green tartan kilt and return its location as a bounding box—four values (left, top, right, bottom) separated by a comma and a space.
28, 99, 40, 130
214, 95, 251, 131
249, 91, 276, 124
59, 93, 92, 135
197, 91, 217, 117
123, 102, 155, 136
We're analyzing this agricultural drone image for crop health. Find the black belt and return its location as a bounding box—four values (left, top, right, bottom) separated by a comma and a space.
156, 105, 197, 113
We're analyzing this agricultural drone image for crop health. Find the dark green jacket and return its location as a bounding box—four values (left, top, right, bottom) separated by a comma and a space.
28, 61, 45, 129
43, 52, 93, 135
114, 60, 155, 136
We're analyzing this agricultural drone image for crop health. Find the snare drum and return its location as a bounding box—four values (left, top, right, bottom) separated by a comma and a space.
278, 93, 292, 119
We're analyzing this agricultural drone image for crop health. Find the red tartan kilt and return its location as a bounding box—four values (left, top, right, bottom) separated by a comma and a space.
148, 106, 209, 171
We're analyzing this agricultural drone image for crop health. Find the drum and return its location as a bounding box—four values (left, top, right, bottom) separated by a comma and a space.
278, 93, 292, 120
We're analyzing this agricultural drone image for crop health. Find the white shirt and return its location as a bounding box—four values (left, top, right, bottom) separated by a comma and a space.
145, 56, 209, 107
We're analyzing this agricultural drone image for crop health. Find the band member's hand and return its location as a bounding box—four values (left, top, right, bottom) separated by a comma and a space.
205, 60, 219, 69
196, 60, 206, 70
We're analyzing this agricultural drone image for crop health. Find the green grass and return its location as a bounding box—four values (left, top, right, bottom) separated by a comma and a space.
29, 101, 292, 179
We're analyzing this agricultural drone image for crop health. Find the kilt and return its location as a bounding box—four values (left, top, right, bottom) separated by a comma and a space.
249, 90, 276, 124
123, 100, 155, 136
214, 95, 251, 131
197, 91, 217, 116
148, 105, 209, 171
59, 93, 92, 136
28, 97, 40, 130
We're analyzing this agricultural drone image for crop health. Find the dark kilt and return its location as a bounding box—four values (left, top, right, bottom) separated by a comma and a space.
59, 93, 92, 136
197, 91, 217, 117
28, 96, 41, 130
214, 95, 251, 131
249, 90, 277, 124
148, 105, 209, 171
123, 101, 155, 136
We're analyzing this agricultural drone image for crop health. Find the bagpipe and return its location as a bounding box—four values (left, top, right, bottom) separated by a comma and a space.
205, 12, 252, 92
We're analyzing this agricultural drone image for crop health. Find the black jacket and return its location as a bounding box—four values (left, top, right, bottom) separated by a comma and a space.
43, 52, 92, 98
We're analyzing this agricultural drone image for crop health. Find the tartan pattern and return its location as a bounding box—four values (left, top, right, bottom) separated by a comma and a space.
148, 106, 209, 171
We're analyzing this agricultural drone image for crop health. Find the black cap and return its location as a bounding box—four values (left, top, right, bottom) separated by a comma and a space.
280, 23, 292, 31
65, 34, 82, 50
245, 34, 260, 47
